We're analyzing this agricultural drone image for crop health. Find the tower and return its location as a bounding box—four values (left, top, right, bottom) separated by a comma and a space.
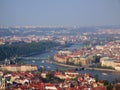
0, 77, 6, 90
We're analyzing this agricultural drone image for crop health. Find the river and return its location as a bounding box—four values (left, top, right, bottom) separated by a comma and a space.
21, 44, 120, 82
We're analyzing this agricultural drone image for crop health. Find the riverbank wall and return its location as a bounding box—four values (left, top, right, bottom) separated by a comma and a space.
53, 61, 80, 68
52, 60, 119, 72
86, 67, 116, 72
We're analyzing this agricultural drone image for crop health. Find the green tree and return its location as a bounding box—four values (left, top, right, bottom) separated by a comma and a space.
95, 74, 99, 82
0, 41, 60, 61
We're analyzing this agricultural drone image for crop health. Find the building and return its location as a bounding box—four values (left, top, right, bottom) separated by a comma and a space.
0, 65, 38, 72
0, 77, 6, 90
115, 62, 120, 71
100, 57, 116, 68
54, 54, 92, 66
100, 57, 120, 71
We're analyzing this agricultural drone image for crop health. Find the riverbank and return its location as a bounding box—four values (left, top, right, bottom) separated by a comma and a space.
52, 60, 80, 68
51, 60, 120, 72
86, 67, 116, 72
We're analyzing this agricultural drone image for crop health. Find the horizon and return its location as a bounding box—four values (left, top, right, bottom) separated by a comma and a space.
0, 24, 120, 28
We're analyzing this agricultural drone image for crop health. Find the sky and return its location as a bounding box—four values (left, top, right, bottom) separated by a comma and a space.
0, 0, 120, 27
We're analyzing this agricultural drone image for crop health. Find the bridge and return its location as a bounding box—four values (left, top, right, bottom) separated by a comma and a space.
17, 57, 47, 60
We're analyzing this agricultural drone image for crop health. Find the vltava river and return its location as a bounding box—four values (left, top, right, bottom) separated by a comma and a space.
21, 44, 120, 82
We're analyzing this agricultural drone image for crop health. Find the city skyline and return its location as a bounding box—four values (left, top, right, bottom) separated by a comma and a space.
0, 0, 120, 27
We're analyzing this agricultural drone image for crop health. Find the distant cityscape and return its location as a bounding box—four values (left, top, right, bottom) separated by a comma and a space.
0, 25, 120, 90
0, 26, 120, 45
54, 41, 120, 71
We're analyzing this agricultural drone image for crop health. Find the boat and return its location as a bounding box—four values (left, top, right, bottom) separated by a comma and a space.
47, 66, 51, 68
102, 73, 107, 75
40, 65, 44, 68
32, 60, 35, 63
41, 60, 45, 63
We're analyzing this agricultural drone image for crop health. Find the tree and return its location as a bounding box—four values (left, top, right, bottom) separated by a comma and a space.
0, 41, 60, 61
95, 74, 99, 82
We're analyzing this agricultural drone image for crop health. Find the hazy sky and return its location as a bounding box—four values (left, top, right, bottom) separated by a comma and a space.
0, 0, 120, 27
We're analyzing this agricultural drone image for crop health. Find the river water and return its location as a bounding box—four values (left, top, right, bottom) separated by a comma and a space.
21, 44, 120, 82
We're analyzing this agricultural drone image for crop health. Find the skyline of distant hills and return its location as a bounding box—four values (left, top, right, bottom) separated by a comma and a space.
0, 24, 120, 28
0, 24, 120, 37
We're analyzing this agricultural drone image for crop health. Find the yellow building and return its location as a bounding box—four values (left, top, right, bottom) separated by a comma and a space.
0, 65, 38, 72
54, 54, 91, 66
100, 57, 116, 68
100, 57, 120, 71
115, 62, 120, 71
54, 55, 67, 63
